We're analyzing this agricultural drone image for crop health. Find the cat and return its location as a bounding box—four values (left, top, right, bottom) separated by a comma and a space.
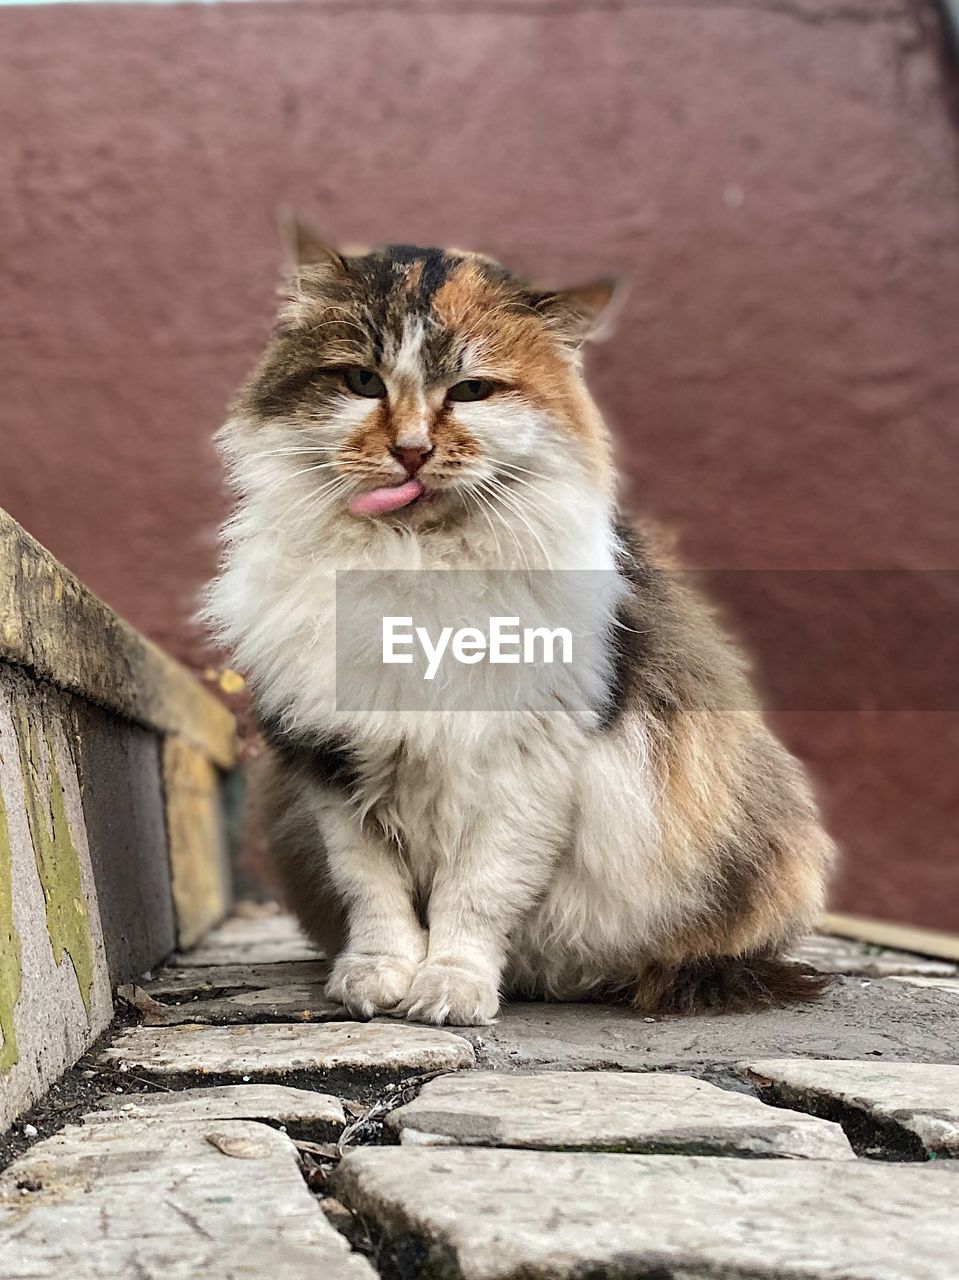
204, 221, 834, 1026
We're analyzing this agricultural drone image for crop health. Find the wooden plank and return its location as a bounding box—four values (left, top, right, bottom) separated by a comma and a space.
163, 736, 232, 950
819, 911, 959, 963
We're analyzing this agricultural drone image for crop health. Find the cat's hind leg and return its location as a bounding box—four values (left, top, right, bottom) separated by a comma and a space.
631, 711, 836, 1016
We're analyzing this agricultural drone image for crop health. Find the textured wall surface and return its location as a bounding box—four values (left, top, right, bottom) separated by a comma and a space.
1, 0, 957, 926
0, 508, 236, 1127
0, 668, 115, 1131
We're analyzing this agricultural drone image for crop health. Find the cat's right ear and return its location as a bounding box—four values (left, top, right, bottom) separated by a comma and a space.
278, 209, 346, 272
275, 212, 348, 333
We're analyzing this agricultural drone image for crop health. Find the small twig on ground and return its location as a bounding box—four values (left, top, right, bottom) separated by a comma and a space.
336, 1070, 445, 1152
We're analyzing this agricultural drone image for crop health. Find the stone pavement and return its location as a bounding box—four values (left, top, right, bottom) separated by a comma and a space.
2, 909, 958, 1279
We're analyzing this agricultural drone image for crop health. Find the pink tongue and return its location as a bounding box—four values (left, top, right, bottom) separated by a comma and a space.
348, 477, 424, 517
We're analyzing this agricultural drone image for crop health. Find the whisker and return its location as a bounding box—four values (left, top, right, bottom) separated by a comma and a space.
476, 479, 534, 576
484, 472, 552, 522
300, 479, 355, 522
488, 467, 564, 513
463, 485, 504, 563
284, 474, 354, 517
487, 458, 555, 484
255, 446, 342, 458
482, 477, 553, 570
286, 462, 347, 481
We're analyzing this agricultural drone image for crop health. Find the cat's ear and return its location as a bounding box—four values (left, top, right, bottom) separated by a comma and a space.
278, 210, 346, 272
274, 212, 349, 332
531, 278, 624, 347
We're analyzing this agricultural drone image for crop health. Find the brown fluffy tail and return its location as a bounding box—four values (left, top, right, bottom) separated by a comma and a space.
633, 951, 833, 1016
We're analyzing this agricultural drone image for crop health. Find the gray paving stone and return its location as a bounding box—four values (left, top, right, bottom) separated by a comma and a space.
87, 1083, 346, 1135
172, 940, 322, 967
747, 1058, 959, 1157
101, 1021, 475, 1082
206, 914, 305, 945
173, 914, 323, 967
791, 934, 958, 978
887, 974, 959, 994
335, 1147, 959, 1280
146, 984, 342, 1026
388, 1069, 854, 1158
144, 960, 329, 999
0, 1118, 374, 1279
464, 976, 959, 1070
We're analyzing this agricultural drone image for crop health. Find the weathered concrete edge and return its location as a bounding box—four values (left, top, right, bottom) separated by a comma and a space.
0, 507, 235, 769
820, 912, 959, 963
0, 672, 115, 1132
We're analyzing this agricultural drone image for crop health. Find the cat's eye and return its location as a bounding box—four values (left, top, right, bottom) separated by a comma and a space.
343, 366, 386, 398
447, 378, 496, 403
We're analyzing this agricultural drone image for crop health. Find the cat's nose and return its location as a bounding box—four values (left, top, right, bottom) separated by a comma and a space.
390, 444, 434, 477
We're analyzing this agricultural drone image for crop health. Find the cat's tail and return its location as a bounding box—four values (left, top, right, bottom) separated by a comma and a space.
632, 950, 833, 1016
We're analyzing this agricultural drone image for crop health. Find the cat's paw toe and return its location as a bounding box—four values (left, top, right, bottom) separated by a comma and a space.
325, 954, 419, 1019
397, 963, 499, 1026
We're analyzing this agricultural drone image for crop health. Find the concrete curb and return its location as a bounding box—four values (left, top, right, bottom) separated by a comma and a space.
0, 505, 236, 1131
0, 508, 234, 770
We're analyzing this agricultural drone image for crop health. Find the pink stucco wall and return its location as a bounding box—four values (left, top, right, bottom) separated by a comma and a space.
2, 0, 957, 926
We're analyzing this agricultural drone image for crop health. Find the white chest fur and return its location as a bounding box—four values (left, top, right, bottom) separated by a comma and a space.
205, 475, 625, 751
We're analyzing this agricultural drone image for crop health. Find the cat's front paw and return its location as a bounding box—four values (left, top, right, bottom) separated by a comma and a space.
325, 953, 419, 1020
397, 961, 500, 1026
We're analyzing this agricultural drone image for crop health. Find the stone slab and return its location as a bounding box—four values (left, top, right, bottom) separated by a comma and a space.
0, 506, 236, 769
148, 984, 342, 1025
101, 1021, 475, 1082
335, 1147, 959, 1280
0, 1118, 373, 1278
747, 1059, 959, 1157
174, 913, 322, 967
0, 671, 113, 1131
387, 1070, 853, 1158
74, 699, 176, 984
88, 1083, 345, 1135
145, 960, 330, 999
463, 975, 959, 1070
172, 941, 322, 967
792, 933, 958, 978
887, 974, 959, 994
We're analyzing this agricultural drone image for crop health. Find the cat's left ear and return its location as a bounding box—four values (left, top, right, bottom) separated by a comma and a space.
531, 278, 625, 347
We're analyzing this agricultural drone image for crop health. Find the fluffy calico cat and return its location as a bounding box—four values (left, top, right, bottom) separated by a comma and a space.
205, 223, 833, 1025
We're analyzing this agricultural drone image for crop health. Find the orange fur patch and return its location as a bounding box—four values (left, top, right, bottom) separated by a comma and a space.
651, 710, 827, 962
432, 261, 612, 486
404, 259, 424, 294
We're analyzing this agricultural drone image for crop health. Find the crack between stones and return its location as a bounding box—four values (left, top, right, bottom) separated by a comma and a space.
297, 1073, 441, 1279
100, 1063, 438, 1104
744, 1078, 932, 1161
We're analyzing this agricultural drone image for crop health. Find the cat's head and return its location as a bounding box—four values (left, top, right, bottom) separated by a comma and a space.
221, 222, 619, 532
